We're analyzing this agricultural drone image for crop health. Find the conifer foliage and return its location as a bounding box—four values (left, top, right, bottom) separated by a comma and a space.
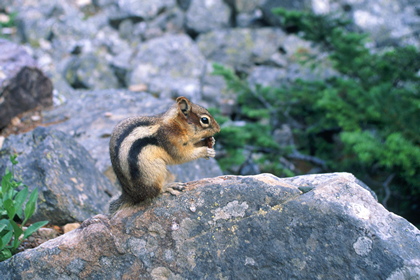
212, 8, 420, 225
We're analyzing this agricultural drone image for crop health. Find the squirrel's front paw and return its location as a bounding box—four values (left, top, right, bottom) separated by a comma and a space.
205, 147, 216, 159
211, 137, 216, 147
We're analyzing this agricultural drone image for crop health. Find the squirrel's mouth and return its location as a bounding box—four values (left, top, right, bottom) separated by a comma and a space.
194, 136, 215, 148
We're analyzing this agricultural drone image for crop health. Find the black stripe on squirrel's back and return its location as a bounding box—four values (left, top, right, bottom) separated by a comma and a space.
128, 136, 159, 181
113, 118, 154, 160
110, 118, 156, 185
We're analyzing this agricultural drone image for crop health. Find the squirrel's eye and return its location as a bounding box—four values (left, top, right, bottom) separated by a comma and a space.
201, 117, 209, 124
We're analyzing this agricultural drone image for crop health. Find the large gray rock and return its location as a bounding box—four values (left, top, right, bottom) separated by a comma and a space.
128, 34, 206, 99
0, 39, 53, 129
326, 0, 420, 48
127, 7, 185, 41
185, 0, 231, 34
117, 0, 176, 20
233, 0, 265, 27
234, 0, 262, 13
0, 173, 419, 279
197, 28, 287, 71
43, 90, 223, 179
243, 34, 336, 90
0, 127, 117, 225
177, 0, 191, 11
63, 53, 120, 90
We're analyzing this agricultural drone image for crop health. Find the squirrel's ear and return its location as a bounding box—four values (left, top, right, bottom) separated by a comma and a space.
176, 96, 191, 116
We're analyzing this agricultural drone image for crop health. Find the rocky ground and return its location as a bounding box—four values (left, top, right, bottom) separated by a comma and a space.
1, 0, 418, 102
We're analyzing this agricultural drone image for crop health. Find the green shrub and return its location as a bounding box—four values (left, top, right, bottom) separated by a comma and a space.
209, 65, 289, 173
0, 155, 48, 261
212, 8, 420, 224
0, 11, 17, 38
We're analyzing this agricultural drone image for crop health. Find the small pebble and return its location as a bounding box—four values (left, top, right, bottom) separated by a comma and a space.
11, 117, 21, 126
128, 84, 148, 92
31, 115, 41, 122
171, 222, 179, 231
63, 223, 81, 233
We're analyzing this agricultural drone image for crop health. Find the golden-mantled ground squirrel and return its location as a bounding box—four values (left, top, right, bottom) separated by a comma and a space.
109, 97, 220, 214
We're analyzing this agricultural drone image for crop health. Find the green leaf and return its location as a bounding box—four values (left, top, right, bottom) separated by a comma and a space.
0, 248, 12, 261
23, 202, 35, 226
23, 188, 39, 225
9, 155, 18, 165
0, 219, 13, 250
23, 221, 48, 240
4, 199, 16, 220
0, 219, 10, 232
1, 230, 13, 249
13, 187, 28, 219
1, 171, 13, 196
9, 220, 23, 249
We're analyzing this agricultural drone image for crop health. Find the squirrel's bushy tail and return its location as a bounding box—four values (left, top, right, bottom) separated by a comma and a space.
109, 194, 130, 214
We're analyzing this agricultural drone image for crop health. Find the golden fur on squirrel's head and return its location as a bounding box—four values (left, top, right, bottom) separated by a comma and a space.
167, 96, 220, 148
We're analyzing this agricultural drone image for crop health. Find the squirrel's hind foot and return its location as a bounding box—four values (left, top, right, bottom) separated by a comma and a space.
163, 182, 187, 196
